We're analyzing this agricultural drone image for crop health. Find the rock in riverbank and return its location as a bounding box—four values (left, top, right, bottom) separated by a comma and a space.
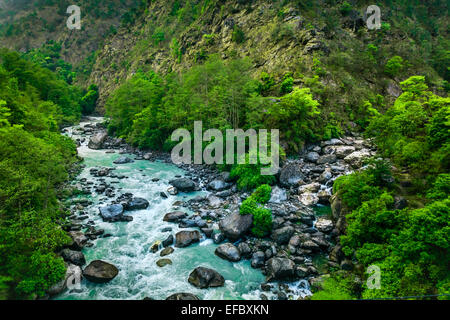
88, 131, 108, 150
166, 293, 200, 300
61, 249, 86, 266
83, 260, 119, 283
123, 197, 149, 210
215, 243, 241, 262
219, 212, 253, 241
169, 178, 196, 192
188, 267, 225, 289
163, 211, 187, 222
266, 258, 295, 280
48, 264, 82, 296
175, 230, 201, 248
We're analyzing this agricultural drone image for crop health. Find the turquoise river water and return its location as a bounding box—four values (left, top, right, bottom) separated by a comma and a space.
57, 117, 310, 300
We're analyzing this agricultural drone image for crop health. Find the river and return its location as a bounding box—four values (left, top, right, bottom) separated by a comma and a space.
57, 117, 311, 300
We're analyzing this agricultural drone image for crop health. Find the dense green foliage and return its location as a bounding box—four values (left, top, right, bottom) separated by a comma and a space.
323, 78, 450, 299
106, 55, 321, 187
310, 274, 355, 300
323, 165, 449, 299
24, 41, 76, 84
0, 50, 78, 299
228, 151, 278, 191
367, 76, 449, 175
239, 185, 273, 238
80, 84, 99, 115
0, 49, 82, 125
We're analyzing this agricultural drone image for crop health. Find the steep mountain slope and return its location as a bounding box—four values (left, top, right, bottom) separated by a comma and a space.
88, 0, 448, 119
1, 0, 448, 125
0, 0, 141, 67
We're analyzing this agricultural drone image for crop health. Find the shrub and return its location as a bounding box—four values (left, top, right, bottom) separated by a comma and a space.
252, 184, 272, 204
230, 151, 277, 191
333, 171, 383, 211
385, 56, 405, 77
232, 26, 245, 43
280, 74, 294, 94
381, 22, 391, 32
239, 185, 273, 237
240, 197, 258, 216
265, 87, 320, 151
311, 275, 355, 300
152, 28, 165, 46
202, 33, 217, 45
340, 1, 353, 16
251, 207, 273, 238
259, 72, 275, 94
80, 84, 98, 114
427, 174, 450, 200
340, 192, 399, 256
272, 23, 295, 41
170, 38, 182, 63
367, 76, 449, 174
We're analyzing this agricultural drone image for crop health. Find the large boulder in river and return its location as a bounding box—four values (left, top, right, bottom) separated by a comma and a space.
113, 156, 134, 164
61, 249, 86, 266
83, 260, 119, 283
175, 230, 201, 248
299, 182, 321, 194
279, 163, 304, 187
207, 194, 223, 208
188, 267, 225, 289
123, 197, 149, 210
271, 226, 295, 245
68, 231, 88, 250
169, 178, 196, 192
88, 132, 108, 150
99, 204, 124, 221
163, 211, 187, 222
298, 192, 319, 206
334, 146, 356, 159
215, 243, 241, 262
305, 151, 320, 163
207, 179, 231, 191
162, 234, 174, 247
269, 186, 287, 203
315, 217, 334, 233
317, 154, 337, 165
160, 247, 174, 257
266, 258, 295, 280
219, 212, 253, 241
251, 251, 266, 268
166, 293, 200, 300
344, 150, 371, 168
156, 259, 172, 268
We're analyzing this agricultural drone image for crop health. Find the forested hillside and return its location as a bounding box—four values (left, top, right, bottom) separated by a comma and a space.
0, 50, 81, 299
0, 0, 448, 300
90, 0, 449, 119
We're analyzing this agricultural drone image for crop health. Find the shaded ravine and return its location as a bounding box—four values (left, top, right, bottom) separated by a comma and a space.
57, 117, 311, 300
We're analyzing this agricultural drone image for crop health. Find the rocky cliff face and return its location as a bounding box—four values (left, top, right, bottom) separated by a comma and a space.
89, 1, 332, 109
88, 0, 447, 112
